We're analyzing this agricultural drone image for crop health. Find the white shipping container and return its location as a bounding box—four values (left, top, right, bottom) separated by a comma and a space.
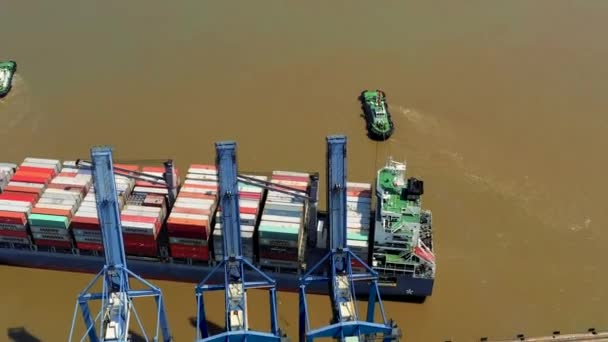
72, 229, 102, 237
32, 232, 71, 242
121, 221, 156, 235
169, 212, 209, 221
0, 200, 32, 208
260, 215, 301, 224
121, 210, 161, 219
272, 171, 309, 178
34, 203, 75, 213
175, 197, 216, 206
19, 162, 59, 173
123, 205, 162, 213
258, 220, 300, 229
74, 235, 103, 244
186, 173, 218, 181
133, 186, 168, 195
187, 167, 217, 175
36, 198, 78, 208
30, 226, 70, 236
184, 180, 218, 187
179, 187, 217, 195
51, 177, 91, 186
346, 182, 372, 190
7, 181, 45, 189
23, 157, 60, 165
0, 204, 31, 214
73, 211, 98, 219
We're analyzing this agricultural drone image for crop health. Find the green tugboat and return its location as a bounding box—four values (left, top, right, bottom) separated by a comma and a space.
359, 89, 394, 141
0, 61, 17, 98
372, 157, 435, 296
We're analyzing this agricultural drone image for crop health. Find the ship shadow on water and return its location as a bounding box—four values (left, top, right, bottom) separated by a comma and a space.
189, 317, 224, 335
7, 327, 41, 342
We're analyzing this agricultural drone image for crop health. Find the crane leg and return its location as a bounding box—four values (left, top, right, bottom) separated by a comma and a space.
154, 294, 172, 342
197, 290, 209, 338
78, 296, 99, 342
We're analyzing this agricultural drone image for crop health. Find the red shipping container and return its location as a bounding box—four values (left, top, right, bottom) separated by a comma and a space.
31, 207, 73, 218
4, 185, 44, 195
76, 242, 104, 251
171, 207, 213, 215
10, 175, 50, 185
15, 166, 56, 177
56, 172, 78, 178
167, 222, 210, 240
0, 230, 29, 238
70, 217, 100, 230
123, 233, 157, 243
34, 239, 72, 249
347, 190, 372, 197
0, 211, 27, 225
351, 259, 365, 268
0, 191, 39, 203
239, 192, 262, 200
170, 244, 210, 261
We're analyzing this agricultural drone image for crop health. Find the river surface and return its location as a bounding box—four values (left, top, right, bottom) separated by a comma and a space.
1, 1, 608, 341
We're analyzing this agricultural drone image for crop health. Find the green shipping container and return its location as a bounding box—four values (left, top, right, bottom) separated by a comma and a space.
28, 213, 69, 229
258, 224, 299, 241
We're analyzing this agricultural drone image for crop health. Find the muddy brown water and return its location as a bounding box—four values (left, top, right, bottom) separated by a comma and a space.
1, 1, 608, 341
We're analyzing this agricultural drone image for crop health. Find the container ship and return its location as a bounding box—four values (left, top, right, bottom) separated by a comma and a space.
0, 156, 435, 300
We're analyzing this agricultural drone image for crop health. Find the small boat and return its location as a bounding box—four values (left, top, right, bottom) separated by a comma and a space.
0, 61, 17, 98
359, 89, 394, 141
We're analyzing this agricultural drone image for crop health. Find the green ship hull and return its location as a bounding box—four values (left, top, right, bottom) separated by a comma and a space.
372, 157, 435, 291
0, 61, 17, 98
359, 90, 394, 141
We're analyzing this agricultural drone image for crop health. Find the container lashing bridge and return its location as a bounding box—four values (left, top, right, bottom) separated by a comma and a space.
69, 146, 172, 342
298, 135, 402, 342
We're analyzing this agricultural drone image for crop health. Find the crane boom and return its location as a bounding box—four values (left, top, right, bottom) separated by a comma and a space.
195, 141, 287, 342
298, 135, 401, 342
69, 146, 172, 342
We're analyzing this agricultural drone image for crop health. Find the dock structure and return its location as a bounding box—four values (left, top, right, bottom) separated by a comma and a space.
480, 329, 608, 342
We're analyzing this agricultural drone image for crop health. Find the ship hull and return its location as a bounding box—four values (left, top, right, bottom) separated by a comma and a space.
0, 246, 433, 300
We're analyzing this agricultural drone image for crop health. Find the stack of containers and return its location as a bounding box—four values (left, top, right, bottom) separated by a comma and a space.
166, 164, 216, 261
346, 182, 373, 272
115, 166, 174, 257
0, 162, 34, 246
1, 157, 58, 201
69, 164, 137, 252
214, 175, 267, 263
1, 158, 60, 248
28, 160, 92, 250
257, 171, 310, 269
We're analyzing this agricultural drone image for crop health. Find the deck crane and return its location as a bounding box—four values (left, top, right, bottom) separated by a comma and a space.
68, 146, 172, 342
298, 135, 401, 342
195, 140, 298, 342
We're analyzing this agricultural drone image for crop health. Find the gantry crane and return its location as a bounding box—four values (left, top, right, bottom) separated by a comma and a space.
69, 146, 172, 342
298, 135, 401, 342
195, 140, 299, 342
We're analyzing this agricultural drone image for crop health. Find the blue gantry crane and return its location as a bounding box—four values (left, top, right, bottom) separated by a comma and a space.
195, 141, 288, 342
298, 135, 402, 342
69, 146, 172, 342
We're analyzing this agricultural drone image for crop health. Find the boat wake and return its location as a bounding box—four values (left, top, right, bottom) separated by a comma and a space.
0, 73, 42, 136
